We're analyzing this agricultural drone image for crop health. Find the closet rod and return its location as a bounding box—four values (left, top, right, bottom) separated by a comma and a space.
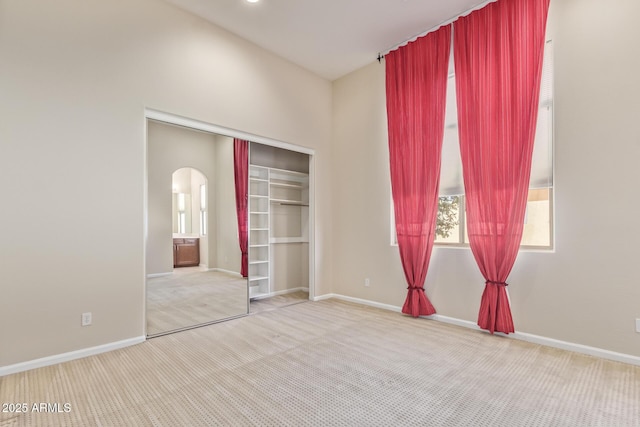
277, 202, 309, 207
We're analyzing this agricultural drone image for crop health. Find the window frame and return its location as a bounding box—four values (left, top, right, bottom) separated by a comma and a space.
391, 188, 554, 251
199, 183, 207, 236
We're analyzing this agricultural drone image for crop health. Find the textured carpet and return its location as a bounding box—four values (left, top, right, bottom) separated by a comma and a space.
146, 269, 248, 336
1, 300, 639, 426
249, 290, 309, 315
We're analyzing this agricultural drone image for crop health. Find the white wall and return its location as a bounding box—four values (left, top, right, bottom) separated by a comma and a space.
0, 0, 332, 367
331, 0, 640, 357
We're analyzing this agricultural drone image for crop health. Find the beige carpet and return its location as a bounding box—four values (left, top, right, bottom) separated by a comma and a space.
250, 290, 309, 314
146, 269, 248, 336
1, 299, 639, 426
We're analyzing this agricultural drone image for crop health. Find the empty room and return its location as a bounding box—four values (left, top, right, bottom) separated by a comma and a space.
1, 0, 639, 425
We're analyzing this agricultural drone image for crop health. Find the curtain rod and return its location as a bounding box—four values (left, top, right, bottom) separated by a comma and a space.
377, 0, 497, 62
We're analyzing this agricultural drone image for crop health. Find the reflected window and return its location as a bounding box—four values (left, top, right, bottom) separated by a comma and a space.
177, 193, 186, 234
200, 184, 207, 236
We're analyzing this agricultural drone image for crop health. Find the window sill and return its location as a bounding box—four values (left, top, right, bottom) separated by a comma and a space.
391, 242, 554, 253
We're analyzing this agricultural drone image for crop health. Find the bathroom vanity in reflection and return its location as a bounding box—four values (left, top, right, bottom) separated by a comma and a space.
173, 238, 200, 267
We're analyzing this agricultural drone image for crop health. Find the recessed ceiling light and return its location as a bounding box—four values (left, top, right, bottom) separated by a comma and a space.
246, 0, 259, 3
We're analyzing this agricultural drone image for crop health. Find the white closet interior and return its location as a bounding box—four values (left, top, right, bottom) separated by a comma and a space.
248, 144, 310, 300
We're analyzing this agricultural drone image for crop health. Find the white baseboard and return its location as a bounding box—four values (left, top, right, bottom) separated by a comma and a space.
314, 293, 402, 313
148, 269, 242, 279
6, 293, 637, 377
0, 336, 146, 377
315, 293, 640, 367
209, 268, 242, 278
146, 272, 172, 279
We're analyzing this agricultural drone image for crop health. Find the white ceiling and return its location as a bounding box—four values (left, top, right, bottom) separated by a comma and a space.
164, 0, 490, 81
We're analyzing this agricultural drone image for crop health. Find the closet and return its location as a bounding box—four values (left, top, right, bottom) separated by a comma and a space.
145, 110, 314, 336
248, 144, 310, 300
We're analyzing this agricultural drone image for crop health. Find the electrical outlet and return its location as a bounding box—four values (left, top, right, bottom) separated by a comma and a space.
636, 318, 640, 333
81, 312, 92, 327
364, 278, 370, 287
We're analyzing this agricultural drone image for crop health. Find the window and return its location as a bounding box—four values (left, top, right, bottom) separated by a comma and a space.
177, 192, 187, 234
199, 184, 207, 236
392, 41, 554, 250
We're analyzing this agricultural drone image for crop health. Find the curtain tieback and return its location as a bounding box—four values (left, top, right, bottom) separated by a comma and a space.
407, 287, 425, 291
486, 280, 508, 287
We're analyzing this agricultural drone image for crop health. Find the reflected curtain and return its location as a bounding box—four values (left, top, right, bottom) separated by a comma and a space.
233, 139, 249, 278
453, 0, 550, 333
385, 25, 451, 317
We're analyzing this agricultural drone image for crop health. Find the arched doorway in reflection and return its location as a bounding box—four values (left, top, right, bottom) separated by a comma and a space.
171, 167, 208, 267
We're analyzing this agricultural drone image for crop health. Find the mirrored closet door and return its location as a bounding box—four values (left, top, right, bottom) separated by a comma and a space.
146, 120, 248, 337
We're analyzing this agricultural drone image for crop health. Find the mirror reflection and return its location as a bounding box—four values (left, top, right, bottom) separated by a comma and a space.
146, 120, 248, 337
172, 192, 191, 234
